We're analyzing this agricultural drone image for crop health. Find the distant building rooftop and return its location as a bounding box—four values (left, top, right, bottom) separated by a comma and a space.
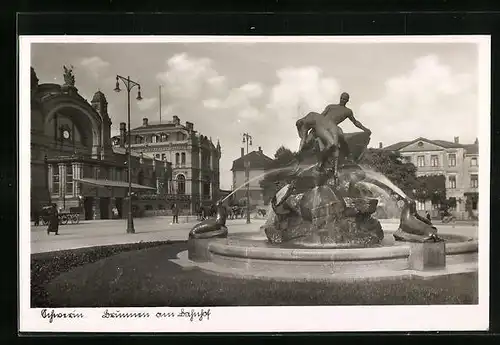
231, 150, 274, 171
383, 137, 478, 154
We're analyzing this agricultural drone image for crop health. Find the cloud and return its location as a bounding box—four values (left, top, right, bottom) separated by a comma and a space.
359, 54, 478, 146
255, 66, 341, 152
79, 56, 110, 79
137, 97, 158, 111
203, 82, 263, 111
156, 53, 226, 100
267, 66, 341, 122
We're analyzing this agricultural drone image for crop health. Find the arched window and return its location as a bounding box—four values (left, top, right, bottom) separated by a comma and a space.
152, 135, 157, 143
181, 152, 186, 166
177, 174, 186, 195
175, 153, 180, 166
160, 133, 168, 142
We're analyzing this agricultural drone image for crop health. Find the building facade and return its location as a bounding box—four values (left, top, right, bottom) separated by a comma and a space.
231, 147, 273, 207
384, 137, 479, 219
30, 67, 170, 220
112, 115, 221, 213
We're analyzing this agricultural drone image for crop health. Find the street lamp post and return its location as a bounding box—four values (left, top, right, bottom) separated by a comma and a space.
242, 133, 253, 224
114, 75, 143, 234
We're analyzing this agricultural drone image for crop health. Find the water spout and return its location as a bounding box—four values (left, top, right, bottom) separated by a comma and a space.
221, 164, 313, 203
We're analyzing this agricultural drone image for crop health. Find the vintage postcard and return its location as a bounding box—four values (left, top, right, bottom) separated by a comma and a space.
19, 35, 490, 333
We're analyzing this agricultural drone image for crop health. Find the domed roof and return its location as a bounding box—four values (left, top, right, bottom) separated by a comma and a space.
91, 90, 107, 103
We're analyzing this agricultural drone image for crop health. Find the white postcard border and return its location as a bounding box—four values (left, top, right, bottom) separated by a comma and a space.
19, 35, 491, 333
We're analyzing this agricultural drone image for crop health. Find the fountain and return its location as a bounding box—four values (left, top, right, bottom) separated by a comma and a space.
184, 93, 478, 281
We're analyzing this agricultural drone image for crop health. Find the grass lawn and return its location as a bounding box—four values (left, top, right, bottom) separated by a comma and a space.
31, 242, 478, 307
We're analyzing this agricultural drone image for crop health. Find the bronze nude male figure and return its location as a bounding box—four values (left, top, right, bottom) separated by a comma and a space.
295, 92, 371, 183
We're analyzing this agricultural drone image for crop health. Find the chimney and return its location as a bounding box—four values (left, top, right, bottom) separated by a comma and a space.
173, 115, 180, 125
379, 142, 383, 149
186, 121, 194, 131
258, 146, 262, 153
454, 136, 459, 144
142, 117, 148, 126
241, 148, 245, 157
119, 122, 126, 148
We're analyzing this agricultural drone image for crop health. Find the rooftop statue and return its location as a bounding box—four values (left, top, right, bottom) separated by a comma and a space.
63, 65, 75, 87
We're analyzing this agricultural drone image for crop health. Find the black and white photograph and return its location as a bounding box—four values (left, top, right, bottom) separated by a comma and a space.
19, 35, 490, 332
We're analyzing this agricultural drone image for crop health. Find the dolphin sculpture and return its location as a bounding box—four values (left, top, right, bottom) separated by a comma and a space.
189, 200, 229, 239
393, 198, 442, 242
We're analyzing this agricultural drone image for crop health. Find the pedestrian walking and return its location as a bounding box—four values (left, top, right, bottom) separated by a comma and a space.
47, 203, 59, 235
426, 211, 432, 223
171, 203, 179, 224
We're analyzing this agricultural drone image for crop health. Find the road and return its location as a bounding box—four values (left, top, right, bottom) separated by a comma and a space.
29, 217, 266, 254
28, 216, 479, 254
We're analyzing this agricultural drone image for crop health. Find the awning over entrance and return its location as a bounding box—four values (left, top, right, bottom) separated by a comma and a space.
74, 178, 156, 191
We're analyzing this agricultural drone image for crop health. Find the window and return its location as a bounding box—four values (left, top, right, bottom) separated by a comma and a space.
448, 154, 456, 167
137, 170, 144, 186
471, 174, 478, 188
152, 135, 157, 143
181, 152, 186, 166
449, 175, 457, 189
52, 165, 59, 195
65, 165, 73, 195
161, 153, 166, 161
175, 153, 180, 166
116, 168, 121, 181
161, 133, 168, 142
177, 174, 186, 195
203, 177, 211, 198
416, 201, 425, 211
471, 157, 478, 166
417, 156, 425, 167
432, 203, 441, 210
155, 154, 160, 160
431, 155, 439, 167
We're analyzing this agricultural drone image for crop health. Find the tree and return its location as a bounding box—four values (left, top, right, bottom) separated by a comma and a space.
413, 175, 446, 204
359, 148, 419, 196
260, 146, 298, 204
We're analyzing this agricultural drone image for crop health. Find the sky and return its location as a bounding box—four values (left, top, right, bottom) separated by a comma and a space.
31, 40, 481, 190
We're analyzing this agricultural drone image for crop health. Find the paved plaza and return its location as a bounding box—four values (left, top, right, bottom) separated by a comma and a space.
29, 216, 479, 254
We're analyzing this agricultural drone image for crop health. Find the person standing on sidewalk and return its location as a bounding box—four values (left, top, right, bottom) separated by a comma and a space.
426, 211, 432, 223
171, 203, 179, 224
47, 204, 59, 235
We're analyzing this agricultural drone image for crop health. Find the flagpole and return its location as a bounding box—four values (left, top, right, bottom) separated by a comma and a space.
159, 85, 162, 123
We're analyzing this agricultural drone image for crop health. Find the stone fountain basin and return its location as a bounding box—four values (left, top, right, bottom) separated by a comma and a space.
187, 231, 477, 277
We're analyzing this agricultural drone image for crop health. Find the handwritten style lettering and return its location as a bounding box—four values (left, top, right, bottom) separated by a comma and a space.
40, 309, 84, 323
177, 308, 211, 322
156, 311, 176, 318
102, 309, 150, 319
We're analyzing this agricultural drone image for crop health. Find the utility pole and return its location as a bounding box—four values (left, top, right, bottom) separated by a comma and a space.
242, 133, 253, 224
